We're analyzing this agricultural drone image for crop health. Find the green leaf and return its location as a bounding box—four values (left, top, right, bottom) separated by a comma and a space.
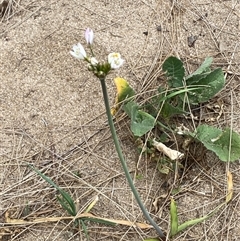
80, 219, 89, 241
157, 163, 170, 175
186, 68, 225, 104
185, 73, 210, 85
29, 165, 77, 216
146, 87, 199, 119
160, 101, 185, 119
186, 57, 213, 79
170, 198, 179, 236
123, 101, 138, 116
57, 196, 76, 216
162, 56, 185, 88
195, 125, 240, 162
131, 110, 155, 137
170, 198, 225, 237
123, 101, 155, 137
177, 202, 225, 233
177, 215, 209, 233
158, 87, 201, 102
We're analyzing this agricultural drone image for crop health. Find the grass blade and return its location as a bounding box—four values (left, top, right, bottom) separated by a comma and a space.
29, 165, 76, 216
177, 202, 225, 233
170, 198, 178, 236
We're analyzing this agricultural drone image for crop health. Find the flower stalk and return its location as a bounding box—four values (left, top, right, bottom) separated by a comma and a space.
99, 77, 165, 240
70, 28, 165, 240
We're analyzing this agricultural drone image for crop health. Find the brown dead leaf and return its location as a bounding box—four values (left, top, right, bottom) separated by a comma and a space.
5, 211, 152, 229
226, 171, 233, 203
153, 139, 184, 160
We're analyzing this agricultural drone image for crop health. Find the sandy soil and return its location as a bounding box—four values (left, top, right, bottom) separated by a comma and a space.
1, 0, 240, 240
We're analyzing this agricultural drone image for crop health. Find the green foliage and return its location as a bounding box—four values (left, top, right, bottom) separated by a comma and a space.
170, 197, 227, 237
157, 157, 174, 175
29, 165, 115, 239
110, 56, 240, 239
135, 173, 144, 180
146, 87, 186, 120
118, 57, 240, 164
185, 57, 212, 79
116, 57, 240, 172
162, 56, 225, 105
160, 101, 184, 119
115, 56, 240, 239
195, 125, 240, 162
29, 165, 77, 216
161, 56, 240, 163
170, 198, 178, 236
162, 56, 185, 88
185, 68, 225, 104
123, 101, 155, 137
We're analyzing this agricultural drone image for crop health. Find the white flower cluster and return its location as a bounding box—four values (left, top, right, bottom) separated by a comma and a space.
70, 28, 124, 70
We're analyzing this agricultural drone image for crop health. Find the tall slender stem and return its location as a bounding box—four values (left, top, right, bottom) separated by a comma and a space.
99, 78, 165, 239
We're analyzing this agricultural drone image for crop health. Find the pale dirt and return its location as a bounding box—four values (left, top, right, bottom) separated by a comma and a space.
1, 0, 240, 241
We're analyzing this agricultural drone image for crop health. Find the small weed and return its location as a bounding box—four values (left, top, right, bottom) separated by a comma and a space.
115, 56, 240, 163
112, 56, 239, 238
29, 165, 115, 240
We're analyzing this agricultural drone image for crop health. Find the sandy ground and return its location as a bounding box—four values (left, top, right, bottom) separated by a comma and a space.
1, 0, 240, 240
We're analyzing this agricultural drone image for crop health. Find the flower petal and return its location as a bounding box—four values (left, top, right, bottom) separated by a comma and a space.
85, 28, 94, 45
90, 57, 98, 65
70, 43, 87, 60
108, 53, 124, 69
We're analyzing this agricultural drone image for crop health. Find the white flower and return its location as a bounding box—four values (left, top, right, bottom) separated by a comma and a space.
108, 53, 124, 69
90, 57, 98, 65
70, 43, 87, 60
85, 28, 94, 45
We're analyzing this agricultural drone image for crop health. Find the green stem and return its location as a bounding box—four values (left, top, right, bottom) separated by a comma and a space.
89, 45, 95, 57
99, 78, 165, 239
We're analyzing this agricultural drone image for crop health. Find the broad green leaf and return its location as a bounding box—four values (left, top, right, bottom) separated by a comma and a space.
186, 57, 212, 79
158, 87, 202, 102
160, 102, 185, 119
186, 68, 225, 104
123, 101, 138, 117
123, 101, 155, 137
111, 77, 135, 115
195, 125, 240, 162
131, 110, 155, 137
185, 72, 210, 85
146, 87, 199, 119
162, 56, 185, 88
